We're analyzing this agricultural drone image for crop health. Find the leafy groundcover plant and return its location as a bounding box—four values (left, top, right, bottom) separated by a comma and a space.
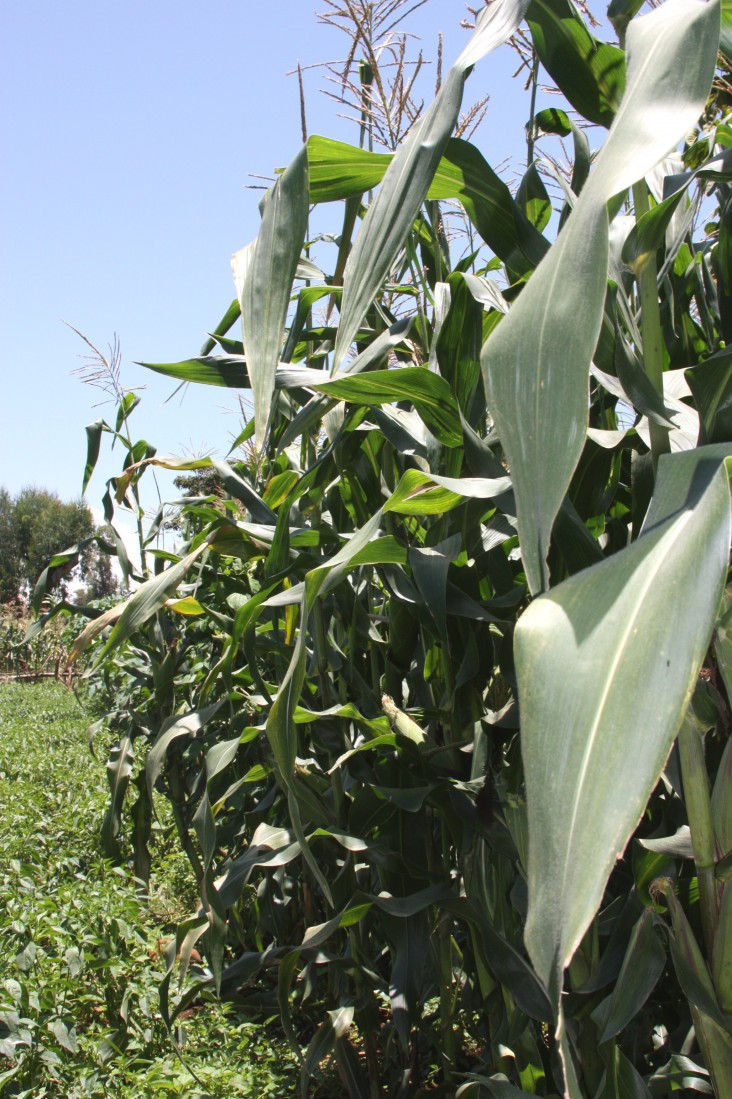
30, 0, 732, 1095
0, 681, 302, 1097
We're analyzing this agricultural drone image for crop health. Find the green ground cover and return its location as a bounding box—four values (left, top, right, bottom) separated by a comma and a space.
0, 680, 300, 1098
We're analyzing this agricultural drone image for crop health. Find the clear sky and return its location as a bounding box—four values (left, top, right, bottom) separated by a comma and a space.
1, 1, 535, 523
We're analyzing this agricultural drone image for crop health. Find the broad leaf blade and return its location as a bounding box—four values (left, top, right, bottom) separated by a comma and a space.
102, 736, 134, 858
483, 0, 720, 594
241, 145, 309, 443
518, 447, 731, 1002
138, 355, 248, 388
95, 541, 209, 665
314, 367, 463, 446
307, 135, 547, 273
527, 0, 626, 127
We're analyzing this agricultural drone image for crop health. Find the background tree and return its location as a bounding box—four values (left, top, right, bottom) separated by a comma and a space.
0, 488, 21, 604
0, 487, 95, 602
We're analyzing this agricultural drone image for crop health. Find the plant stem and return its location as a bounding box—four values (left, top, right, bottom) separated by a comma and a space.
526, 51, 539, 169
632, 179, 671, 473
678, 711, 719, 955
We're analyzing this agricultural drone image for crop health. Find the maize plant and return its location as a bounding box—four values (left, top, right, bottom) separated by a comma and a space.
32, 0, 732, 1095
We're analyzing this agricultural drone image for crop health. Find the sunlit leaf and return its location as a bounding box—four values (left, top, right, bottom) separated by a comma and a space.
483, 0, 720, 593
519, 447, 731, 1002
333, 0, 530, 369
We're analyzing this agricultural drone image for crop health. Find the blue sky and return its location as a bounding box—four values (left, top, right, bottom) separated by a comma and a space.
1, 1, 534, 523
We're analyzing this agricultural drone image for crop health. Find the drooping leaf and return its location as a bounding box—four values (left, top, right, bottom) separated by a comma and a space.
332, 0, 530, 369
307, 135, 547, 274
527, 0, 626, 128
240, 144, 309, 444
384, 468, 510, 516
531, 107, 591, 197
94, 541, 209, 665
82, 420, 107, 494
313, 366, 462, 446
687, 346, 732, 445
518, 446, 731, 1003
591, 908, 666, 1041
102, 736, 134, 858
146, 703, 224, 802
483, 0, 720, 594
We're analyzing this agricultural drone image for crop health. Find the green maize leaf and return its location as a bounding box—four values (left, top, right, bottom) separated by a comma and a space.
518, 446, 732, 1005
713, 882, 732, 1018
383, 909, 429, 1049
455, 1075, 540, 1098
686, 346, 732, 444
328, 733, 400, 773
101, 736, 133, 859
410, 535, 461, 641
241, 144, 309, 445
623, 150, 732, 273
434, 273, 483, 413
385, 478, 463, 516
276, 949, 304, 1068
527, 0, 626, 128
282, 285, 342, 364
483, 0, 720, 594
722, 0, 732, 60
265, 572, 332, 821
607, 0, 646, 40
263, 470, 300, 508
82, 419, 107, 494
300, 1010, 353, 1098
307, 135, 547, 274
211, 458, 276, 524
276, 316, 414, 452
711, 732, 732, 857
475, 915, 553, 1022
293, 703, 389, 739
146, 702, 224, 802
158, 914, 210, 1029
288, 786, 333, 906
264, 535, 407, 608
332, 0, 530, 370
656, 879, 732, 1096
114, 391, 141, 433
199, 298, 240, 356
591, 908, 665, 1041
211, 332, 243, 355
384, 468, 511, 516
205, 737, 241, 784
517, 162, 552, 232
30, 536, 94, 614
596, 1046, 653, 1099
227, 417, 256, 453
193, 790, 216, 873
532, 107, 591, 196
334, 1039, 370, 1099
313, 366, 462, 446
307, 136, 389, 201
371, 785, 432, 812
138, 355, 248, 388
265, 500, 292, 578
95, 540, 209, 666
216, 840, 303, 909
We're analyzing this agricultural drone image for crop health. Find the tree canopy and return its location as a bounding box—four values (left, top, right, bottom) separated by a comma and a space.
0, 487, 116, 604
